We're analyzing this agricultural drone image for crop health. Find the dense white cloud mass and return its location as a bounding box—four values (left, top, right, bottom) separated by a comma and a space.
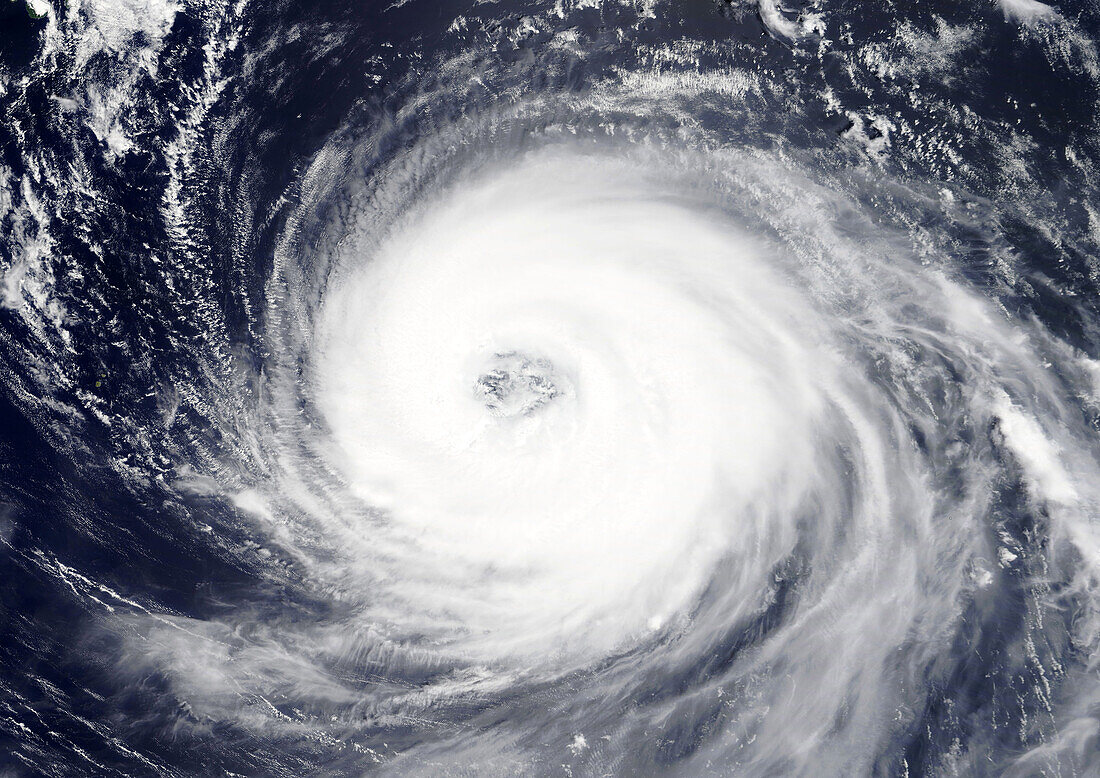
4, 0, 1100, 774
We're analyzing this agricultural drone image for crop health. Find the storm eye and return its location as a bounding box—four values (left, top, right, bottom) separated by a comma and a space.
475, 352, 560, 417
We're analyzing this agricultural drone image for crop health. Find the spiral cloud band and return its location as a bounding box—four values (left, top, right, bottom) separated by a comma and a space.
5, 1, 1100, 775
247, 62, 1100, 771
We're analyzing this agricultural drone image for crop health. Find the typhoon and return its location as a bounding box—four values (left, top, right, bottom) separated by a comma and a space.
3, 0, 1100, 776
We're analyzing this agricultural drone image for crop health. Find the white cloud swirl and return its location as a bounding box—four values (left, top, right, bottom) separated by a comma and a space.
219, 55, 1100, 778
